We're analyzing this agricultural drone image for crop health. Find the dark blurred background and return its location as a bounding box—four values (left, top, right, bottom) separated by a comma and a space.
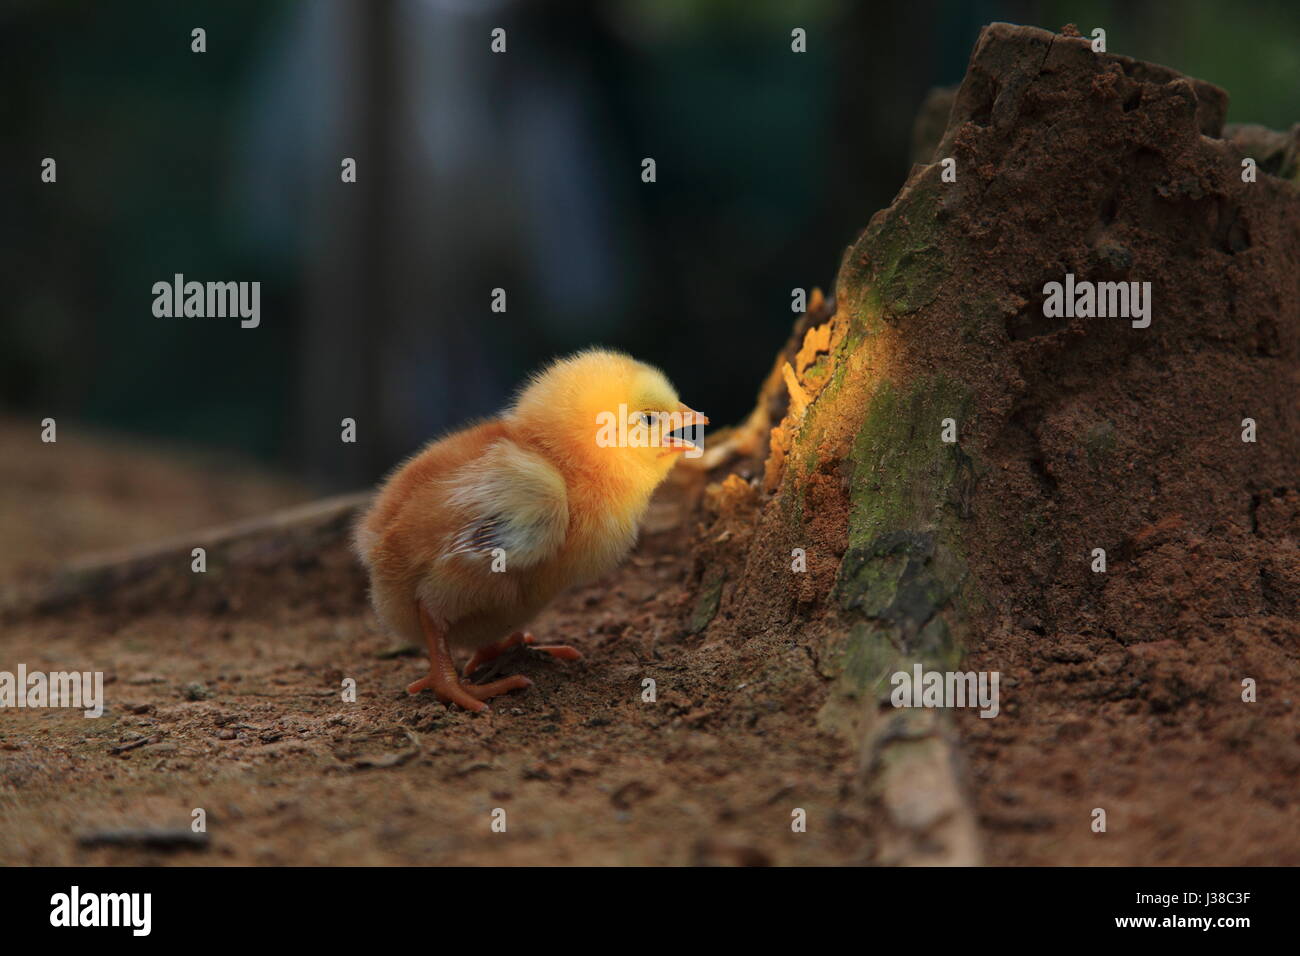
4, 0, 1298, 492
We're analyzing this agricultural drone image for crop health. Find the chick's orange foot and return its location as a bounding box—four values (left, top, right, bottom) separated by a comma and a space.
407, 605, 532, 713
406, 670, 531, 712
464, 630, 584, 677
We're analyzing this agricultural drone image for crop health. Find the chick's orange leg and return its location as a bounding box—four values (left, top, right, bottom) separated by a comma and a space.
463, 630, 583, 676
407, 605, 530, 712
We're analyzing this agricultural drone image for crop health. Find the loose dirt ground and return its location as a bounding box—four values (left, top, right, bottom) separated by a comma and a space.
0, 429, 869, 866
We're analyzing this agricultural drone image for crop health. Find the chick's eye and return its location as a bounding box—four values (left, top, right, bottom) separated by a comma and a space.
634, 411, 658, 426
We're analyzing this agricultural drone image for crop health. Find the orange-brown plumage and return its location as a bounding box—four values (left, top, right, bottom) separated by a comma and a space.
353, 349, 707, 711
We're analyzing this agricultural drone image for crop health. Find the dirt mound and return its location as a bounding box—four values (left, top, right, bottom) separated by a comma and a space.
852, 23, 1300, 863
915, 22, 1300, 863
687, 22, 1298, 864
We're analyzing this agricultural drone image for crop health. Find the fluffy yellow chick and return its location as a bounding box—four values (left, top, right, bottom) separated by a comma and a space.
354, 349, 707, 712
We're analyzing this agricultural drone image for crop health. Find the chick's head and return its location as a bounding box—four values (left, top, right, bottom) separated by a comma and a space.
510, 348, 708, 499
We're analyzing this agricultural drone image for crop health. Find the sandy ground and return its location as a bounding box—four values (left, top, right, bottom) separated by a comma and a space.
0, 425, 869, 866
0, 528, 868, 867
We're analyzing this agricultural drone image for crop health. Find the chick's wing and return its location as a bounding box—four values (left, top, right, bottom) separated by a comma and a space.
441, 439, 569, 569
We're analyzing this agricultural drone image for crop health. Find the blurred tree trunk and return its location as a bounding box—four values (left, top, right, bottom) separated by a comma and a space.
298, 0, 396, 488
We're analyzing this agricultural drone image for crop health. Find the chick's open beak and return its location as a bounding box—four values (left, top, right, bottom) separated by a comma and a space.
659, 402, 709, 456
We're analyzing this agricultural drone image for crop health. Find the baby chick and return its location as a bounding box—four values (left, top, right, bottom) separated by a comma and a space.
354, 349, 707, 712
